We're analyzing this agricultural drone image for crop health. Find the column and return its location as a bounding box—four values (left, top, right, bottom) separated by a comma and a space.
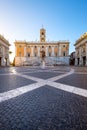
31, 46, 34, 57
86, 43, 87, 66
1, 47, 5, 66
15, 45, 17, 56
75, 51, 77, 66
24, 46, 26, 56
38, 46, 40, 57
59, 44, 61, 56
52, 46, 54, 57
75, 58, 78, 66
79, 46, 82, 66
7, 58, 10, 66
3, 46, 5, 56
46, 46, 48, 56
1, 57, 5, 66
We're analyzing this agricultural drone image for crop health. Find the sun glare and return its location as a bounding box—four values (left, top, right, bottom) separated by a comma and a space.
9, 45, 15, 63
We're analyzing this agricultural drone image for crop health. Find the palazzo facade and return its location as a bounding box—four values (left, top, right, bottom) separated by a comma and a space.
74, 32, 87, 66
0, 34, 10, 66
14, 28, 69, 66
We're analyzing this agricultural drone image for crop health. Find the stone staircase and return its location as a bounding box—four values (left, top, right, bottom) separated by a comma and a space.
16, 56, 69, 66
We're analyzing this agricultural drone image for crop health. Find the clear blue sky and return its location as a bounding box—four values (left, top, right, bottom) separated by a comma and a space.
0, 0, 87, 54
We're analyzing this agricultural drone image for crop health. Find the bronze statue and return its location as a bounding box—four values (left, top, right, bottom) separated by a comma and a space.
40, 50, 45, 60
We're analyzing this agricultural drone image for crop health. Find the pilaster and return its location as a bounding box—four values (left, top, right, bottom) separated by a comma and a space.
15, 46, 17, 56
75, 58, 78, 66
24, 47, 26, 56
31, 46, 34, 57
52, 46, 54, 56
79, 46, 82, 66
38, 46, 40, 57
59, 44, 61, 56
46, 46, 48, 56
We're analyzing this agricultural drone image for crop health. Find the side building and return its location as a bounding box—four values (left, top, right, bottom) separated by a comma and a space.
74, 32, 87, 66
0, 34, 10, 66
69, 52, 75, 65
14, 28, 69, 66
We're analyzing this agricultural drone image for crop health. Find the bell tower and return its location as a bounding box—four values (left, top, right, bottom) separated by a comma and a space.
40, 27, 46, 42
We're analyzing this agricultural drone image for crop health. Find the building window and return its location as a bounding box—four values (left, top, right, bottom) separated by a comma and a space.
63, 52, 66, 56
55, 53, 57, 57
42, 46, 44, 48
83, 48, 85, 52
19, 45, 22, 47
27, 53, 30, 57
49, 53, 51, 57
77, 51, 79, 55
19, 52, 22, 57
35, 46, 37, 48
5, 48, 8, 55
63, 45, 65, 47
42, 32, 44, 35
35, 53, 37, 57
49, 46, 51, 48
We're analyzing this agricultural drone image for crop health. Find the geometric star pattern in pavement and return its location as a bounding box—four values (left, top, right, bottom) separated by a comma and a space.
0, 67, 87, 103
0, 66, 87, 130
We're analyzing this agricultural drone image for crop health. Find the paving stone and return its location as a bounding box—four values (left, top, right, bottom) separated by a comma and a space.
0, 75, 36, 93
0, 85, 87, 130
0, 66, 87, 129
23, 71, 63, 79
55, 74, 87, 89
73, 66, 87, 73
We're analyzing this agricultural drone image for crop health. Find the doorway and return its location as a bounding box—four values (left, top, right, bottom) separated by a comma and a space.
77, 58, 79, 65
83, 56, 86, 66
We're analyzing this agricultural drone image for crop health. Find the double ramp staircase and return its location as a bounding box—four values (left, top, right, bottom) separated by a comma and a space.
22, 57, 67, 66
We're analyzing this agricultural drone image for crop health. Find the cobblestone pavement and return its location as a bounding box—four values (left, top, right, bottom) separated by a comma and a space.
0, 66, 87, 130
55, 73, 87, 90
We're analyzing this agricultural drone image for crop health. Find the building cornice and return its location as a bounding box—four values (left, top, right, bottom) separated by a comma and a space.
0, 34, 10, 46
14, 40, 69, 45
74, 32, 87, 46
